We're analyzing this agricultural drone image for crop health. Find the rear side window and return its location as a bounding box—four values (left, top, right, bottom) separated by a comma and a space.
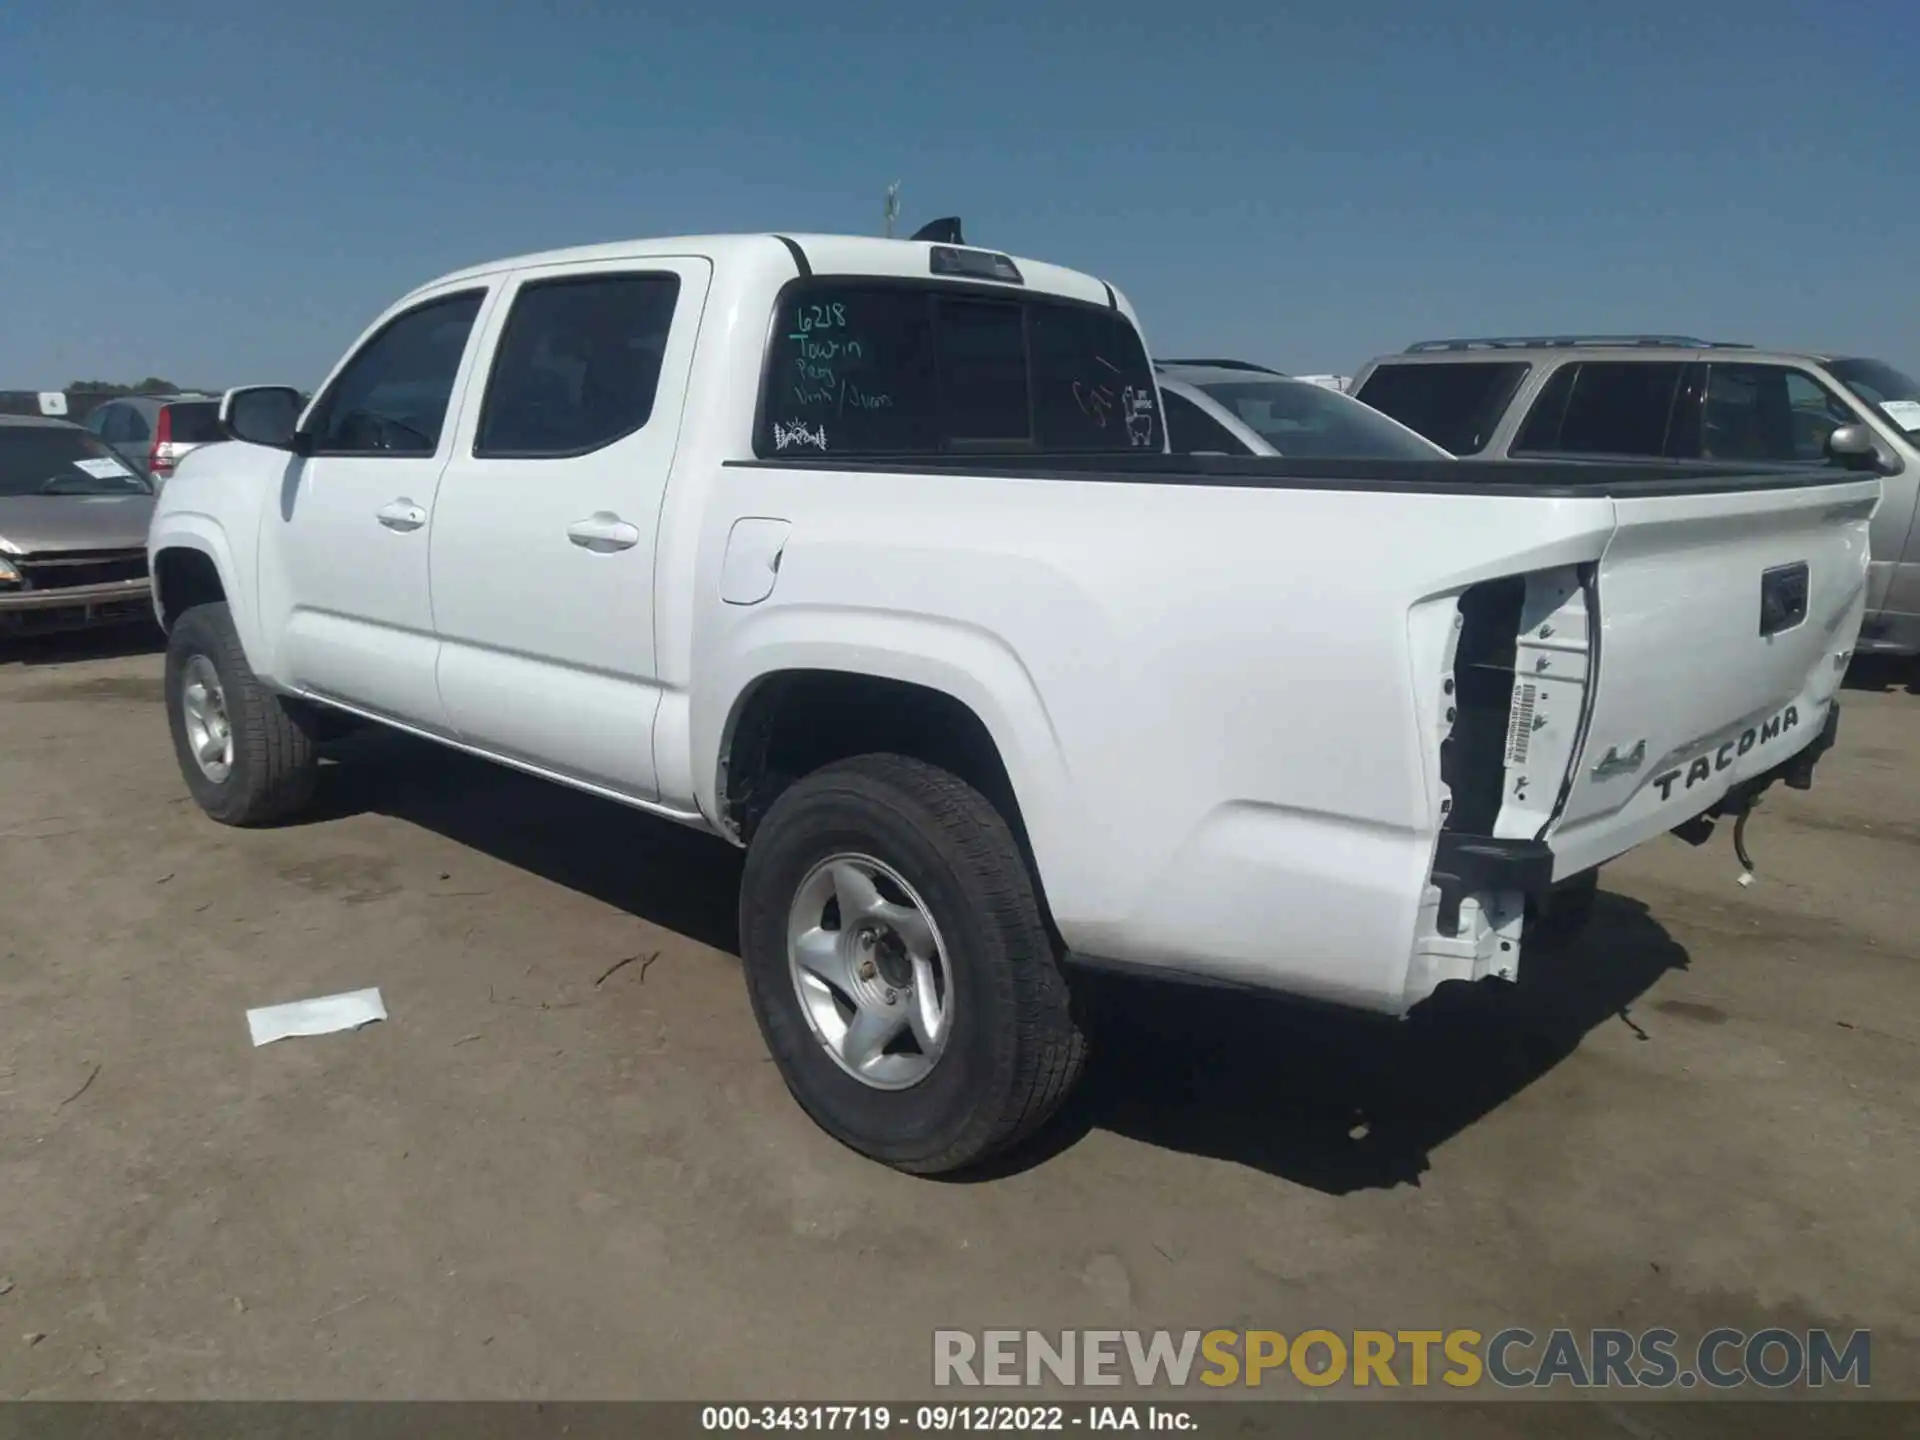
110, 405, 152, 443
1353, 361, 1527, 455
476, 273, 682, 456
758, 283, 1157, 457
1513, 362, 1685, 457
163, 402, 223, 444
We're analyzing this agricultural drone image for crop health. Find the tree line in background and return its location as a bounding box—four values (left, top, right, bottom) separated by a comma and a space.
65, 378, 213, 397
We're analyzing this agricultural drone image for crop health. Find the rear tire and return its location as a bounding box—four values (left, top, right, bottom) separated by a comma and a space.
739, 754, 1088, 1175
165, 602, 320, 826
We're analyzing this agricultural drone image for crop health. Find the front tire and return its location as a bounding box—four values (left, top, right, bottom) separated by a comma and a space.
165, 602, 320, 826
739, 754, 1088, 1175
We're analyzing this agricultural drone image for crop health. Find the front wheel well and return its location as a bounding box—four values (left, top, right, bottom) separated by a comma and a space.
722, 670, 1052, 926
153, 547, 226, 630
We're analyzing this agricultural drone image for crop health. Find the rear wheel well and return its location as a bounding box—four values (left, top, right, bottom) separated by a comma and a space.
154, 548, 226, 629
723, 670, 1052, 924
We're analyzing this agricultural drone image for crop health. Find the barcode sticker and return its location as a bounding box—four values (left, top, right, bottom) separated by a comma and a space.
1505, 683, 1537, 767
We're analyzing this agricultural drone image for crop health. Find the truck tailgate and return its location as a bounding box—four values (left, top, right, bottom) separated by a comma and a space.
1547, 477, 1877, 878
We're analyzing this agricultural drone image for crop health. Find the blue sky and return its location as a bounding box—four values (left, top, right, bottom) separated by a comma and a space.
3, 0, 1915, 388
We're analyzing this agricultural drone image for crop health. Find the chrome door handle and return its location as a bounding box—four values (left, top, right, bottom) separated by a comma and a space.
567, 512, 641, 553
376, 499, 427, 532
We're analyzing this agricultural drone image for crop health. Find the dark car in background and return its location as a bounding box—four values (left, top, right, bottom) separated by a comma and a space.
83, 392, 224, 488
0, 415, 155, 637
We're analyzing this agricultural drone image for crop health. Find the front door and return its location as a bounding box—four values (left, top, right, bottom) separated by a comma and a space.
428, 258, 711, 801
261, 286, 493, 729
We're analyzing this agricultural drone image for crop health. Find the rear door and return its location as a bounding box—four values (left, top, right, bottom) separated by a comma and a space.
1546, 474, 1878, 878
1509, 361, 1695, 459
429, 257, 711, 801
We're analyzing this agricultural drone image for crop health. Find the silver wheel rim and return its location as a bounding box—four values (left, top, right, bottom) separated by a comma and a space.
787, 853, 954, 1090
180, 654, 234, 783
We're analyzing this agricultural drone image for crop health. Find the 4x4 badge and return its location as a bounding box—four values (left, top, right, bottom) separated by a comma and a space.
1591, 740, 1646, 779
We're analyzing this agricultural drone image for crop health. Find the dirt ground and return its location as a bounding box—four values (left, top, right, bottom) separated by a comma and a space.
1, 626, 1915, 1413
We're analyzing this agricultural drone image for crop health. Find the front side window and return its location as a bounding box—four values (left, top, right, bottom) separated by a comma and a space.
757, 283, 1156, 457
1824, 357, 1920, 439
1353, 361, 1528, 455
1698, 363, 1852, 463
307, 291, 484, 456
476, 273, 682, 456
1784, 371, 1858, 461
1514, 361, 1683, 457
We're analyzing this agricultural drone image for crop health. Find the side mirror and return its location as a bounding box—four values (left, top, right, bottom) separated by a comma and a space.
1826, 423, 1885, 473
222, 386, 304, 451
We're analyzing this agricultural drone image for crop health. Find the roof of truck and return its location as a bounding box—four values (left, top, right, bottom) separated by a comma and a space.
412, 233, 1125, 316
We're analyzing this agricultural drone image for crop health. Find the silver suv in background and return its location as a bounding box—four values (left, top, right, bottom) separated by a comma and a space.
1155, 359, 1449, 459
83, 393, 224, 488
1349, 337, 1920, 657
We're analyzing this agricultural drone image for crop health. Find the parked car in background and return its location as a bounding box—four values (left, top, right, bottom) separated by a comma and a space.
84, 393, 224, 488
1293, 374, 1352, 392
1156, 359, 1450, 459
0, 415, 155, 636
1349, 337, 1920, 657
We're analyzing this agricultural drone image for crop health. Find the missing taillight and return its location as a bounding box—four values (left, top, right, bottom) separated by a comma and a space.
1440, 575, 1526, 840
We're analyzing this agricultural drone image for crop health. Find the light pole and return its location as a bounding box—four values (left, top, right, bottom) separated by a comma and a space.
883, 181, 901, 239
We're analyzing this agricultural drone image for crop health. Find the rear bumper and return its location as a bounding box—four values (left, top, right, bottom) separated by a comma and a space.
1435, 702, 1841, 901
0, 578, 153, 632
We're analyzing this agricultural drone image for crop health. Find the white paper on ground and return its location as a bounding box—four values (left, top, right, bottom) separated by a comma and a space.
247, 987, 387, 1047
1877, 399, 1920, 433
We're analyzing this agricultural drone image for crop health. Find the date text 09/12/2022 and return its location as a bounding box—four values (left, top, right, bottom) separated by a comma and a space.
701, 1406, 1193, 1432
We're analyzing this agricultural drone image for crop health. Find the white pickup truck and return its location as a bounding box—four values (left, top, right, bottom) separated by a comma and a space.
148, 232, 1875, 1173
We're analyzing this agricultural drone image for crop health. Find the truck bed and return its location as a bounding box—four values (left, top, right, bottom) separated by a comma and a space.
706, 450, 1875, 1011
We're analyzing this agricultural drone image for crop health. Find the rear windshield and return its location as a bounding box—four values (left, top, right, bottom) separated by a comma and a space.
163, 401, 224, 444
1353, 361, 1529, 455
1824, 358, 1920, 438
758, 282, 1161, 457
0, 426, 152, 497
1194, 379, 1444, 460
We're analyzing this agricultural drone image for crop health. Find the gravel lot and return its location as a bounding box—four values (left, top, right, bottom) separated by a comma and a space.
1, 627, 1915, 1417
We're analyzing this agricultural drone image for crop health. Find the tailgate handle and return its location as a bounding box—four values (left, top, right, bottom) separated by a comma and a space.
1759, 562, 1809, 638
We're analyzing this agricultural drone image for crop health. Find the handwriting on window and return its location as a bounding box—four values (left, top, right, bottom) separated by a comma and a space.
787, 303, 894, 423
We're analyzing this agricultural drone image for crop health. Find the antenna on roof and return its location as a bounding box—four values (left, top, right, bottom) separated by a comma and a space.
883, 181, 900, 239
910, 216, 965, 245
